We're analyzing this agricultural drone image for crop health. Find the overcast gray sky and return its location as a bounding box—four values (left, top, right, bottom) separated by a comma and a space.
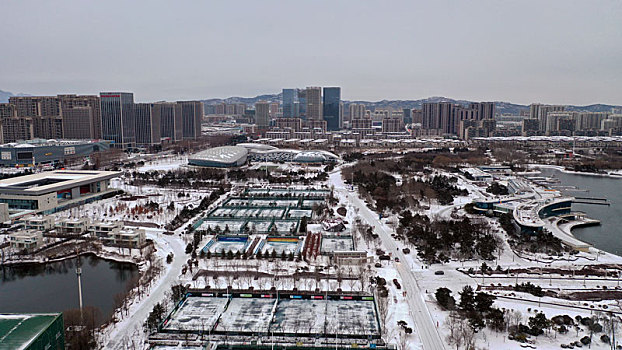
1, 0, 621, 105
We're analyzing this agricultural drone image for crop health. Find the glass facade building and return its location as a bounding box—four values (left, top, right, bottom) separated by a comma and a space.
100, 92, 135, 148
322, 87, 341, 131
282, 89, 298, 118
177, 101, 203, 139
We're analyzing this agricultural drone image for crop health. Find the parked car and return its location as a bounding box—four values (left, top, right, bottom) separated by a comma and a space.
393, 279, 401, 289
434, 270, 445, 275
394, 257, 400, 262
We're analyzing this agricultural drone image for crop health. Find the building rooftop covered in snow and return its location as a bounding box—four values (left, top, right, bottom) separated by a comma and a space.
0, 313, 65, 350
188, 146, 248, 168
0, 169, 119, 216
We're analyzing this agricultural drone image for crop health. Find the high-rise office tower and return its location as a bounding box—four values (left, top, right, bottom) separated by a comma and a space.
402, 108, 413, 125
134, 103, 161, 146
153, 102, 183, 142
58, 94, 102, 139
100, 92, 135, 148
322, 87, 341, 131
62, 107, 93, 139
297, 89, 307, 118
282, 89, 298, 118
255, 101, 270, 129
177, 101, 203, 139
305, 87, 322, 120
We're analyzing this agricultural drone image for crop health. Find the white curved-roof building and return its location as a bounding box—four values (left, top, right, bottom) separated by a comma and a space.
236, 143, 277, 152
188, 146, 248, 167
292, 150, 339, 163
240, 144, 339, 164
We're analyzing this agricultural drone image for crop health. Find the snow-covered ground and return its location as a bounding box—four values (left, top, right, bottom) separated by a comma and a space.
94, 155, 622, 350
330, 163, 622, 350
100, 229, 187, 349
136, 155, 189, 172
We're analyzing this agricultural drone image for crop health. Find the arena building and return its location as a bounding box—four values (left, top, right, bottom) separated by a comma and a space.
0, 170, 120, 216
188, 146, 248, 168
188, 144, 339, 167
237, 143, 339, 164
0, 139, 111, 168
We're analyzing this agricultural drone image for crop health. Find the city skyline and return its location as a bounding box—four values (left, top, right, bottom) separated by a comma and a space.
1, 1, 621, 105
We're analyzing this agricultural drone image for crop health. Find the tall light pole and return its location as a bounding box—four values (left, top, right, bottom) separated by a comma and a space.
76, 251, 84, 325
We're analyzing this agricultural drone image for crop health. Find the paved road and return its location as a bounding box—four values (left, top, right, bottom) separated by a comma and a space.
103, 231, 186, 349
330, 168, 446, 350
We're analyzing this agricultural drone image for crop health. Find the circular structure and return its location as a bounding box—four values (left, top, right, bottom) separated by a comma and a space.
188, 146, 248, 167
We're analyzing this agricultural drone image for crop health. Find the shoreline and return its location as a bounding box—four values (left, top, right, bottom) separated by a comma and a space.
530, 164, 622, 179
521, 164, 622, 261
1, 250, 139, 268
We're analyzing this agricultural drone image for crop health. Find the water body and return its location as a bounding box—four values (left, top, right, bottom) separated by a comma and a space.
0, 254, 138, 323
538, 167, 622, 255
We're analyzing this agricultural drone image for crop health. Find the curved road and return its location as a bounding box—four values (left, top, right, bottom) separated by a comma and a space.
103, 231, 186, 349
330, 169, 446, 350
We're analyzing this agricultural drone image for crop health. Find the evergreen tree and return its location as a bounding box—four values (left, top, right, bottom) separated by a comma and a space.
459, 285, 475, 312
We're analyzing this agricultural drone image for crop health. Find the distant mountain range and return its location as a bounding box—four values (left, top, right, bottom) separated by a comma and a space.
201, 94, 621, 115
0, 89, 30, 103
1, 89, 619, 115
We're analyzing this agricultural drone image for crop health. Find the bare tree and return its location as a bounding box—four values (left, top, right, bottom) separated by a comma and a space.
505, 309, 523, 332
398, 328, 408, 350
376, 294, 389, 336
461, 320, 475, 349
305, 278, 314, 291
